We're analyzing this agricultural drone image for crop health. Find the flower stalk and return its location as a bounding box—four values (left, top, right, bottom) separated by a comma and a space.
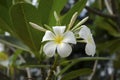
45, 55, 58, 80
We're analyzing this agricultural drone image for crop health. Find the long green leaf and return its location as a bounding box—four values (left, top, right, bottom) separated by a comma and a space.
19, 64, 50, 68
61, 68, 92, 80
0, 0, 12, 8
38, 0, 68, 26
59, 57, 111, 75
48, 0, 68, 26
0, 4, 12, 32
61, 0, 87, 25
0, 18, 11, 32
95, 16, 120, 37
10, 3, 44, 54
0, 35, 30, 52
97, 39, 120, 53
10, 49, 23, 67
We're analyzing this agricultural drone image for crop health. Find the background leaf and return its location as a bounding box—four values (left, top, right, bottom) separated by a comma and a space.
97, 39, 120, 53
94, 16, 120, 37
38, 0, 68, 26
0, 0, 12, 8
61, 0, 87, 25
0, 35, 30, 52
0, 18, 11, 32
61, 68, 92, 80
0, 4, 12, 33
10, 3, 44, 55
59, 57, 110, 75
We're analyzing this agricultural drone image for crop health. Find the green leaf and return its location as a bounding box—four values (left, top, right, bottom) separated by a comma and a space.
0, 0, 12, 8
10, 49, 23, 67
38, 0, 68, 26
10, 3, 44, 53
0, 5, 12, 32
61, 0, 87, 25
0, 18, 11, 32
13, 0, 32, 4
97, 39, 120, 53
0, 35, 30, 52
19, 64, 50, 69
59, 57, 111, 75
95, 16, 120, 37
61, 68, 92, 80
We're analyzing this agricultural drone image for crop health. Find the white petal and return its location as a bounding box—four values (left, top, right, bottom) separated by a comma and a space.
63, 31, 76, 44
42, 31, 55, 42
79, 25, 91, 39
85, 43, 96, 56
57, 43, 72, 57
53, 26, 66, 35
43, 41, 57, 57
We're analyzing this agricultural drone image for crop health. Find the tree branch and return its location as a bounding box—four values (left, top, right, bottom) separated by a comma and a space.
88, 60, 98, 80
85, 6, 117, 19
45, 55, 58, 80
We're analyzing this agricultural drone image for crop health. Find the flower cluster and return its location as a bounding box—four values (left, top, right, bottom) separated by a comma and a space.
29, 12, 96, 58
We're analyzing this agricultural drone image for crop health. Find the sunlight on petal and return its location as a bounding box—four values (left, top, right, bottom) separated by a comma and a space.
53, 26, 66, 35
43, 41, 57, 57
57, 43, 72, 57
63, 31, 76, 44
42, 31, 55, 42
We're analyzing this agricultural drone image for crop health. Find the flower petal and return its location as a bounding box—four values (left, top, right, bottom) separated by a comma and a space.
53, 26, 66, 35
85, 43, 96, 56
63, 31, 76, 44
79, 25, 91, 39
57, 43, 72, 57
42, 31, 55, 42
43, 41, 57, 57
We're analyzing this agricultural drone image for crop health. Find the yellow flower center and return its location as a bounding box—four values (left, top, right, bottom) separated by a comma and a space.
55, 35, 63, 44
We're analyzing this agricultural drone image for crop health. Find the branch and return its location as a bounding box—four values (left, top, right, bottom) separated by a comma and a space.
45, 55, 58, 80
85, 6, 117, 19
88, 60, 98, 80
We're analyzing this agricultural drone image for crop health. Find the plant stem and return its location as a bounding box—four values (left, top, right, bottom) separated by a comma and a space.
45, 55, 58, 80
26, 67, 32, 80
88, 60, 98, 80
85, 6, 117, 19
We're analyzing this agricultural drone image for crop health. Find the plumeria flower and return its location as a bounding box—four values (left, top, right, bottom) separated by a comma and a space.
79, 25, 96, 56
42, 26, 76, 58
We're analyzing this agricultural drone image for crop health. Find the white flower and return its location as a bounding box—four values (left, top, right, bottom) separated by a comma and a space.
42, 26, 76, 57
79, 25, 96, 56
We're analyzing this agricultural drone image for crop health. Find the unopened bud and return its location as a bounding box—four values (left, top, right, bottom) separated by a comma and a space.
29, 22, 47, 32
